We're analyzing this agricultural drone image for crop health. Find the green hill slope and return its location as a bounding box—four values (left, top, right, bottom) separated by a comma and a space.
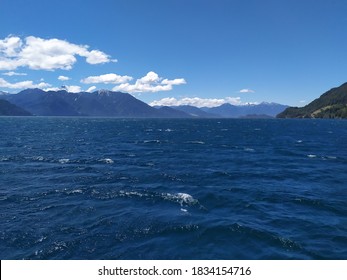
277, 82, 347, 118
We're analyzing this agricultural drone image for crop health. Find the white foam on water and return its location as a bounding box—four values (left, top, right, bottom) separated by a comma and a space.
72, 189, 83, 194
33, 156, 44, 161
127, 153, 136, 157
117, 190, 201, 210
144, 140, 160, 144
177, 193, 195, 203
119, 190, 148, 198
36, 236, 47, 243
163, 192, 198, 206
296, 140, 303, 143
321, 155, 338, 160
307, 154, 317, 158
59, 158, 70, 164
100, 158, 114, 164
244, 148, 255, 152
185, 141, 205, 144
66, 189, 83, 195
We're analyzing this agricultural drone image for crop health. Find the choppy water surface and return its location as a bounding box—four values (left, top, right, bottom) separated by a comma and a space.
0, 118, 346, 259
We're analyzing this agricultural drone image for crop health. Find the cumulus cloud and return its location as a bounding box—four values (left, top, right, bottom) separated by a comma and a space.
86, 86, 97, 92
149, 96, 242, 108
2, 71, 27, 76
239, 88, 255, 93
61, 85, 82, 93
43, 87, 61, 92
112, 71, 186, 93
0, 35, 115, 71
0, 77, 50, 89
0, 36, 22, 57
84, 50, 116, 64
81, 73, 133, 84
58, 75, 70, 81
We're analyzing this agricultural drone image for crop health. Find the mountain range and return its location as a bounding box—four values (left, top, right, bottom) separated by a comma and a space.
0, 88, 288, 118
278, 82, 347, 118
0, 99, 32, 116
2, 82, 346, 118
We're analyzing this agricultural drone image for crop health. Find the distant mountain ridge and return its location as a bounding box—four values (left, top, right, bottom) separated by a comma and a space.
0, 88, 288, 118
0, 89, 185, 118
0, 99, 32, 116
200, 102, 288, 118
158, 103, 288, 118
158, 105, 219, 118
277, 82, 347, 118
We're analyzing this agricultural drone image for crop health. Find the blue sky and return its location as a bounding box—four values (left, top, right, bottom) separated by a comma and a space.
1, 0, 347, 107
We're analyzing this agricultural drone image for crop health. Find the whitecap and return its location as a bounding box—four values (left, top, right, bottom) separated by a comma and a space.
177, 193, 196, 204
59, 158, 70, 164
185, 141, 205, 145
119, 190, 148, 198
33, 156, 44, 161
164, 192, 198, 206
127, 153, 136, 157
100, 158, 114, 164
66, 189, 83, 194
143, 140, 160, 144
72, 189, 83, 194
307, 154, 317, 158
244, 148, 255, 152
36, 236, 47, 243
321, 155, 337, 160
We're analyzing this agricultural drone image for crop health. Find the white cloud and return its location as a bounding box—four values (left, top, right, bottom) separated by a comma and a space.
112, 71, 186, 93
84, 50, 115, 64
61, 85, 82, 93
0, 77, 50, 89
0, 35, 115, 71
149, 96, 242, 108
0, 36, 22, 57
86, 86, 96, 92
43, 86, 82, 93
43, 87, 61, 92
138, 71, 160, 83
81, 73, 133, 84
58, 75, 70, 81
2, 71, 27, 76
239, 88, 255, 93
162, 78, 186, 85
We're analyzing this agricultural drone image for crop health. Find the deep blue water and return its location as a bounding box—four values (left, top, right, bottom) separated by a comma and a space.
0, 117, 346, 259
